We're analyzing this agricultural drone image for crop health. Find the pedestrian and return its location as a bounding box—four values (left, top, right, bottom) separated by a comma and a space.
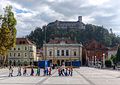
46, 67, 48, 76
68, 67, 71, 76
9, 66, 13, 77
43, 68, 46, 76
36, 67, 40, 76
58, 67, 61, 76
65, 68, 68, 76
17, 66, 21, 76
48, 67, 52, 76
23, 67, 27, 76
60, 68, 64, 76
70, 67, 73, 76
30, 67, 34, 76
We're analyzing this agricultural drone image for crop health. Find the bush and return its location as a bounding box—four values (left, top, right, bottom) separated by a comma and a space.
105, 60, 112, 67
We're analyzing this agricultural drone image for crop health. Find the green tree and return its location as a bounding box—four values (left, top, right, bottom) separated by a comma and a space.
0, 5, 17, 66
116, 46, 120, 63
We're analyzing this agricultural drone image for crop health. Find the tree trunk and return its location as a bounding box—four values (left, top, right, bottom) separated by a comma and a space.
3, 55, 7, 67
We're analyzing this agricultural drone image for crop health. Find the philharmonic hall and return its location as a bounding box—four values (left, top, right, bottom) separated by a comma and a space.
43, 37, 82, 66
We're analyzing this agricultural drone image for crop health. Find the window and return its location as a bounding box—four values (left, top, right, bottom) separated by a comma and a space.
66, 50, 69, 56
49, 51, 52, 56
25, 47, 27, 50
18, 53, 20, 56
18, 48, 20, 50
74, 51, 76, 56
10, 53, 12, 56
23, 41, 25, 44
25, 53, 27, 57
14, 53, 16, 57
61, 50, 64, 56
14, 48, 16, 50
57, 50, 60, 56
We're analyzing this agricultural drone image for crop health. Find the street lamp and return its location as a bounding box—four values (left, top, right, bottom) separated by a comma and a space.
92, 56, 94, 67
95, 56, 96, 67
103, 53, 105, 68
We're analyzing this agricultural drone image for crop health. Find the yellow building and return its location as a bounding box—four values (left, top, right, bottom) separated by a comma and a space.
43, 38, 82, 66
8, 38, 36, 66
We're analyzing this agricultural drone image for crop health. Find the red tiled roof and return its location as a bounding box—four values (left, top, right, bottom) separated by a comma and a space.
85, 40, 108, 50
16, 38, 35, 45
108, 46, 118, 51
48, 38, 77, 44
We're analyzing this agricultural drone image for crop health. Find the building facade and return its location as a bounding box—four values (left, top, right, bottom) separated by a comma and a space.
85, 40, 108, 67
107, 46, 118, 59
43, 38, 82, 66
8, 38, 36, 66
47, 16, 85, 29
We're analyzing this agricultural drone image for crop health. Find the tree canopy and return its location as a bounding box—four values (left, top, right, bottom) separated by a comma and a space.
27, 24, 120, 48
0, 5, 17, 64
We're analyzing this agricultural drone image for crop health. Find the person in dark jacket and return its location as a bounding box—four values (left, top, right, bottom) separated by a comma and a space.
36, 67, 40, 76
30, 67, 34, 76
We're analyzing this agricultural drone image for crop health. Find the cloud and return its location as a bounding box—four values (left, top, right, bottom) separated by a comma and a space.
0, 0, 120, 37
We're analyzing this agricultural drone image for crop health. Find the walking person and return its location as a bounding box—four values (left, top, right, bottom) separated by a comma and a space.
68, 67, 71, 76
17, 66, 21, 76
23, 67, 27, 76
58, 67, 61, 76
43, 68, 46, 76
9, 66, 13, 77
61, 68, 64, 76
70, 67, 73, 76
36, 67, 40, 76
48, 67, 52, 76
46, 67, 48, 76
65, 68, 68, 76
30, 67, 34, 76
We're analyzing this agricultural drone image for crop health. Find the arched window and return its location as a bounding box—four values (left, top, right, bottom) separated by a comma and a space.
66, 50, 69, 56
74, 51, 77, 56
49, 51, 52, 56
57, 50, 60, 56
61, 50, 64, 56
18, 53, 20, 56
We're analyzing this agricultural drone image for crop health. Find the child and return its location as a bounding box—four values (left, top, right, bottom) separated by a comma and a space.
9, 66, 13, 77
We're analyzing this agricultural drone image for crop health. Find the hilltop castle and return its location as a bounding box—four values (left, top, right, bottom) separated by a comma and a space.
47, 16, 85, 29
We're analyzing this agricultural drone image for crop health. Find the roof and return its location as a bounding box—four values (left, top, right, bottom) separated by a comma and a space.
108, 46, 118, 51
48, 38, 78, 44
16, 38, 35, 45
85, 40, 108, 50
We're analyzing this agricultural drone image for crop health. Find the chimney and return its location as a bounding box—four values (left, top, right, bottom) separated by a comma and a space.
78, 16, 82, 22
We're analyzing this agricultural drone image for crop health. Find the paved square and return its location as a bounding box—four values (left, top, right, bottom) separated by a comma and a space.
0, 67, 120, 85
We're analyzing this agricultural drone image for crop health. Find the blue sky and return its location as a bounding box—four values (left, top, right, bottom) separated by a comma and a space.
0, 0, 120, 37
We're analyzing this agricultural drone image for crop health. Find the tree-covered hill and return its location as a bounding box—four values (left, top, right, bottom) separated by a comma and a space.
26, 24, 120, 48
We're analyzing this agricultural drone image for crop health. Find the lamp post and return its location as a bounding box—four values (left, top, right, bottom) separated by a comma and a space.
103, 53, 105, 68
29, 50, 33, 66
92, 56, 94, 67
95, 56, 96, 67
44, 25, 47, 61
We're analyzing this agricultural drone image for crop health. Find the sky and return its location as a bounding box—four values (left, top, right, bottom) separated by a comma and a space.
0, 0, 120, 37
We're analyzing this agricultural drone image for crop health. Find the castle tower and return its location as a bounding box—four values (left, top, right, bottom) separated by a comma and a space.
110, 28, 113, 34
78, 16, 82, 22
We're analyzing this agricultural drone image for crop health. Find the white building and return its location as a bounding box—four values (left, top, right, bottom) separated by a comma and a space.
43, 38, 82, 66
8, 38, 36, 66
107, 47, 118, 59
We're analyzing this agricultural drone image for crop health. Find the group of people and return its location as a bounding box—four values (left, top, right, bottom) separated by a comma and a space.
8, 66, 41, 77
43, 67, 52, 76
58, 65, 73, 76
8, 65, 73, 77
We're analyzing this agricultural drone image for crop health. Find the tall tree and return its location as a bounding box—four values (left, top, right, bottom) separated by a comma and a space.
116, 46, 120, 64
0, 5, 17, 66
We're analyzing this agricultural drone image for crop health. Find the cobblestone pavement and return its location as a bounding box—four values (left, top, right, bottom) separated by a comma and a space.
0, 67, 120, 85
